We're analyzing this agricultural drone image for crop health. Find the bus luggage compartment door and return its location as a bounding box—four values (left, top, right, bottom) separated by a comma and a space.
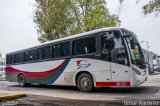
111, 62, 130, 83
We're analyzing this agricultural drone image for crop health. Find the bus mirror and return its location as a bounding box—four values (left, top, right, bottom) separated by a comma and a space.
144, 60, 148, 64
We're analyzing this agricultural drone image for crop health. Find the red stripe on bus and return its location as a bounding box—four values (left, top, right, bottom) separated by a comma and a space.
96, 82, 130, 87
5, 59, 66, 79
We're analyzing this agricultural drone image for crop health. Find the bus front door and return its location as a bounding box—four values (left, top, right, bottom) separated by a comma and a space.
110, 37, 130, 86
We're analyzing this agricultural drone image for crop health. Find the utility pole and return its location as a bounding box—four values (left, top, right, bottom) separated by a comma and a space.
116, 0, 124, 27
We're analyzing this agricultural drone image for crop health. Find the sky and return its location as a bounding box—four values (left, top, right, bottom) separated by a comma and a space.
107, 0, 160, 55
0, 0, 160, 58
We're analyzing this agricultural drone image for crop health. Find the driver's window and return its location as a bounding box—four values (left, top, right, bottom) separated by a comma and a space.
110, 36, 128, 66
101, 31, 113, 61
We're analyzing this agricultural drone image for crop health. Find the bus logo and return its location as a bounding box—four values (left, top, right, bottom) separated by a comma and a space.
76, 60, 91, 69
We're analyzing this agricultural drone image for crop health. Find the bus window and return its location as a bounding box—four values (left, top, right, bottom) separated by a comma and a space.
15, 53, 21, 63
72, 37, 95, 56
52, 44, 61, 58
62, 42, 70, 57
22, 50, 36, 62
14, 53, 21, 64
24, 51, 28, 62
101, 32, 113, 61
44, 46, 51, 59
27, 51, 33, 61
72, 39, 84, 55
125, 35, 146, 69
37, 48, 44, 60
52, 42, 70, 58
84, 37, 96, 54
10, 55, 14, 64
7, 55, 13, 65
6, 55, 9, 65
52, 45, 57, 58
30, 49, 37, 61
110, 37, 128, 66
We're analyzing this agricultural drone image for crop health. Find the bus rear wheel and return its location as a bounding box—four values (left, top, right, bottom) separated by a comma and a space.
77, 73, 94, 92
18, 74, 27, 87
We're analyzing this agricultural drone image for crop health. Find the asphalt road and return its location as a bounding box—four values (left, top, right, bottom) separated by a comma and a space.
0, 73, 160, 106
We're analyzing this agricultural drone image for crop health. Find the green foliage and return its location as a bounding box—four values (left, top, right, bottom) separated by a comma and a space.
34, 0, 117, 43
142, 0, 160, 15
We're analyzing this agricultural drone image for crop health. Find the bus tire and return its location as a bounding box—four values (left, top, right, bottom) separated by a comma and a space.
18, 74, 27, 87
77, 73, 94, 92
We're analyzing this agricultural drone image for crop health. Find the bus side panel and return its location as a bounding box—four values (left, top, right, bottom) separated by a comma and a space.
6, 58, 117, 87
60, 58, 111, 86
50, 58, 113, 86
6, 66, 19, 82
5, 59, 69, 85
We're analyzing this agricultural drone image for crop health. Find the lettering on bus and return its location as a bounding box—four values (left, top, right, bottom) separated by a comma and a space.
116, 82, 128, 86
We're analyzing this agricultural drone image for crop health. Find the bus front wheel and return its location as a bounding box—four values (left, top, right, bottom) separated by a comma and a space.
18, 74, 27, 87
77, 73, 94, 92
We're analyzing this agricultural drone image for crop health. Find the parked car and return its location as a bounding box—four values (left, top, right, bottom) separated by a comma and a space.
0, 70, 5, 79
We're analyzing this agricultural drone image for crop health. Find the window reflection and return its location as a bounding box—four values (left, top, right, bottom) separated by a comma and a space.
101, 31, 128, 66
110, 37, 128, 65
125, 35, 146, 69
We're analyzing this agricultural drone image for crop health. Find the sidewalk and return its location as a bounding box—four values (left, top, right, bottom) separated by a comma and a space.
0, 90, 26, 102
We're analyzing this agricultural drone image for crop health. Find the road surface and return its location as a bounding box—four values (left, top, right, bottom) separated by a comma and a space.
0, 73, 160, 106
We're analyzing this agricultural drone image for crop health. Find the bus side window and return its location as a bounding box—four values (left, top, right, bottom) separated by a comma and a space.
52, 44, 61, 58
37, 48, 44, 60
84, 37, 96, 54
52, 45, 56, 58
72, 39, 84, 55
44, 45, 51, 59
28, 49, 36, 61
62, 42, 70, 57
10, 55, 14, 64
52, 41, 70, 58
20, 52, 24, 63
24, 51, 28, 62
101, 33, 111, 61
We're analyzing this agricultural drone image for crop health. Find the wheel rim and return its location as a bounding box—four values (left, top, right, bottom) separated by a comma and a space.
19, 75, 24, 86
80, 76, 90, 89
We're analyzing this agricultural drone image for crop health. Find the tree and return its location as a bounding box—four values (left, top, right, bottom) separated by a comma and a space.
34, 0, 74, 42
142, 0, 160, 15
34, 0, 117, 43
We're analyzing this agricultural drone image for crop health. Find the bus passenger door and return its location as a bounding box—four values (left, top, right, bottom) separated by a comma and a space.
109, 36, 130, 85
100, 32, 112, 81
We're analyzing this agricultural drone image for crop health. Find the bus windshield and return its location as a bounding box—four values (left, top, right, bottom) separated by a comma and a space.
125, 35, 146, 69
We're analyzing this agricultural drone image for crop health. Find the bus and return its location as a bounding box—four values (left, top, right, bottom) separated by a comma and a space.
5, 27, 148, 92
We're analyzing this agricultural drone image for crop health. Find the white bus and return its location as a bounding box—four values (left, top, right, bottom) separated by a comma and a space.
5, 27, 148, 92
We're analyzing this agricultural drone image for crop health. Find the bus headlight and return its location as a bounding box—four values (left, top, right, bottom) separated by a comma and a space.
132, 68, 141, 75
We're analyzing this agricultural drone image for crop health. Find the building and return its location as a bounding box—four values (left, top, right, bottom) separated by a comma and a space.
142, 49, 159, 74
0, 56, 6, 76
158, 56, 160, 70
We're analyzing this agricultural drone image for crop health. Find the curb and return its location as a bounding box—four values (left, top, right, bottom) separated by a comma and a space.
0, 93, 26, 102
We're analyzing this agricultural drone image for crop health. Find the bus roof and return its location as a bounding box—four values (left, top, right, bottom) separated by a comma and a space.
7, 27, 124, 55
